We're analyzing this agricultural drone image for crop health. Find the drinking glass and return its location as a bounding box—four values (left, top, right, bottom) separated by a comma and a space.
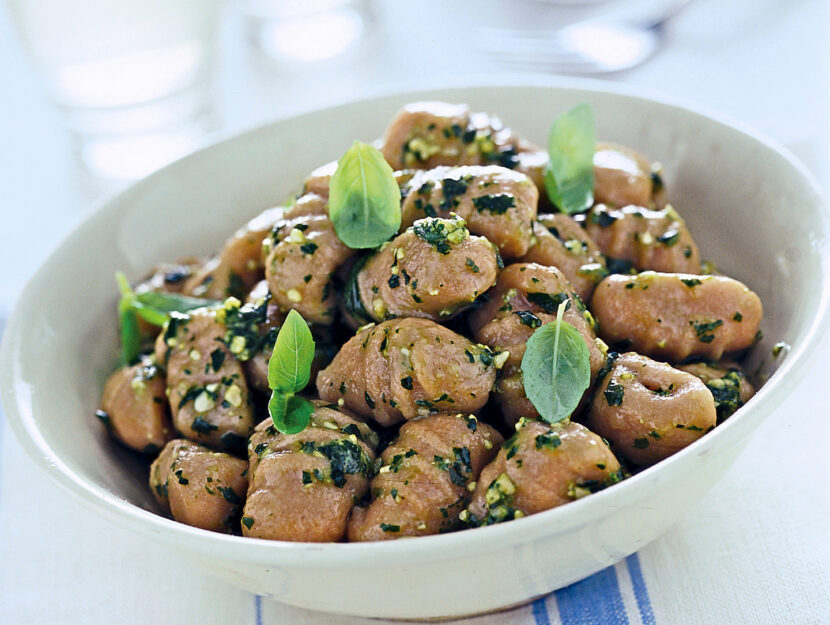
6, 0, 221, 181
240, 0, 374, 64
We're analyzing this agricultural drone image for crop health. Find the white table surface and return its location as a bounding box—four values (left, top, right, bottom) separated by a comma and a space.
1, 1, 828, 623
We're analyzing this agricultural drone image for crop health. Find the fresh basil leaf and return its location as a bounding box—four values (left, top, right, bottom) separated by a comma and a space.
544, 103, 595, 214
269, 393, 314, 435
118, 298, 141, 366
114, 271, 218, 363
266, 310, 316, 434
268, 390, 288, 425
131, 304, 169, 327
267, 309, 315, 394
520, 301, 591, 424
134, 291, 218, 324
115, 272, 140, 365
115, 271, 134, 299
329, 140, 402, 249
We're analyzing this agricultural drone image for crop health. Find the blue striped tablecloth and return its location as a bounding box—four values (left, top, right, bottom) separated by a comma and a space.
254, 558, 655, 625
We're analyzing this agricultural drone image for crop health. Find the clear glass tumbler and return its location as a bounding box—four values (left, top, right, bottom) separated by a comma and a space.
240, 0, 374, 64
6, 0, 221, 181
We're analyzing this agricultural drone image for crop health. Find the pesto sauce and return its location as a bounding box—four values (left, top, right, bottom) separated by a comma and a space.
604, 382, 624, 406
514, 310, 542, 328
591, 209, 617, 228
209, 348, 226, 372
526, 291, 570, 314
706, 370, 745, 422
218, 485, 242, 504
472, 193, 515, 214
433, 446, 472, 487
298, 439, 374, 488
411, 216, 469, 255
690, 319, 723, 343
473, 473, 519, 526
465, 257, 480, 273
191, 416, 218, 434
535, 432, 562, 450
440, 176, 471, 211
221, 297, 271, 361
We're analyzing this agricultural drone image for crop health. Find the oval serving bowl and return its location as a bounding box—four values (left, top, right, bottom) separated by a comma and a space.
1, 78, 828, 620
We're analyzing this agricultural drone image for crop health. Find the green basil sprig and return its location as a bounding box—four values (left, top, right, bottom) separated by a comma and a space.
544, 103, 596, 214
115, 271, 217, 365
520, 299, 591, 424
267, 309, 316, 434
116, 273, 142, 366
329, 140, 402, 249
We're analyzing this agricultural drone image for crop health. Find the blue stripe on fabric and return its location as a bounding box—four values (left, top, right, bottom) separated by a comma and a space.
532, 596, 552, 625
626, 554, 656, 625
555, 565, 629, 625
254, 594, 263, 625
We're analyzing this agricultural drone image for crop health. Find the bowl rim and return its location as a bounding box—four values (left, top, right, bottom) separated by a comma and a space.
2, 74, 828, 567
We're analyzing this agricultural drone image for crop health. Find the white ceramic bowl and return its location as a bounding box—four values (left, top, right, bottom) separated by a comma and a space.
1, 78, 828, 620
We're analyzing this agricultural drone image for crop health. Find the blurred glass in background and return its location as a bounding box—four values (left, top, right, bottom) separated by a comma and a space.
241, 0, 374, 64
3, 0, 689, 187
6, 0, 220, 181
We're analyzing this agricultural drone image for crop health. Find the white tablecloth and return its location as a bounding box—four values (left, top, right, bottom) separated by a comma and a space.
1, 1, 828, 623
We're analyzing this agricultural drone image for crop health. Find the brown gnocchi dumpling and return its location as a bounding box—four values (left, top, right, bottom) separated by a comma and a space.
242, 403, 378, 542
349, 215, 499, 324
593, 141, 666, 209
466, 418, 622, 525
154, 306, 255, 451
98, 357, 173, 454
470, 263, 606, 426
149, 438, 248, 533
584, 203, 700, 274
591, 271, 763, 361
348, 412, 502, 541
587, 352, 717, 466
400, 165, 538, 258
521, 213, 607, 302
264, 213, 354, 325
317, 318, 498, 427
183, 206, 285, 300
